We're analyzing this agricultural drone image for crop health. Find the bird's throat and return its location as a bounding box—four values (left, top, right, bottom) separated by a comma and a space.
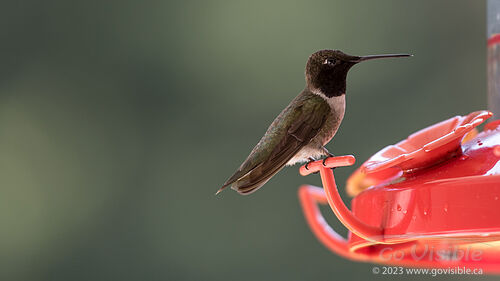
319, 77, 346, 97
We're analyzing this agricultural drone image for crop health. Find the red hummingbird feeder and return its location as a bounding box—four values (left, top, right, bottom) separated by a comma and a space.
298, 110, 500, 273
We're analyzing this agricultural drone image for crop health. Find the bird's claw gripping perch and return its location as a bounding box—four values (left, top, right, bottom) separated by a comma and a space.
322, 152, 336, 168
305, 157, 316, 170
320, 148, 335, 166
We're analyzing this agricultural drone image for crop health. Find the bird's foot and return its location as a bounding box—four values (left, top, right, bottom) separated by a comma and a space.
322, 153, 336, 170
305, 157, 316, 172
321, 148, 335, 166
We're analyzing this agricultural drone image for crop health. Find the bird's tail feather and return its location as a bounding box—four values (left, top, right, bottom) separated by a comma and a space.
230, 164, 285, 195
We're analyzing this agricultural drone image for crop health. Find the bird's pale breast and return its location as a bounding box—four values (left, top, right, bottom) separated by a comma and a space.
286, 94, 345, 165
316, 94, 346, 145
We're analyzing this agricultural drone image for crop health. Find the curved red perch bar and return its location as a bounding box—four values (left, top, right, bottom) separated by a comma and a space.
300, 156, 383, 242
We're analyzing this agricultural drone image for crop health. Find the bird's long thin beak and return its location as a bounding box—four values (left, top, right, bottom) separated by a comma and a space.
355, 54, 412, 62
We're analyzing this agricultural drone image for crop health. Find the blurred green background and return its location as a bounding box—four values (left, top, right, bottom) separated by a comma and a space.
0, 0, 495, 280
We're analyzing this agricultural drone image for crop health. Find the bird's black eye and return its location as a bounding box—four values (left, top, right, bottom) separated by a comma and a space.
324, 58, 336, 65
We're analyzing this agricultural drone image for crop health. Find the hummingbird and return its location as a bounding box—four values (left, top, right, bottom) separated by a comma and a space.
218, 50, 411, 195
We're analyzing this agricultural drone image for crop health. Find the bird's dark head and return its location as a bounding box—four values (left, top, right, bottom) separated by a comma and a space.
305, 49, 411, 97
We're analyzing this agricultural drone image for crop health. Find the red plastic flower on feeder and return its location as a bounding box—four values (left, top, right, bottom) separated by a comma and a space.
298, 110, 500, 273
347, 111, 492, 196
363, 110, 492, 173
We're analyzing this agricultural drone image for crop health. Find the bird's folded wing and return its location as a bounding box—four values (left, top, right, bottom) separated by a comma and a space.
220, 96, 330, 194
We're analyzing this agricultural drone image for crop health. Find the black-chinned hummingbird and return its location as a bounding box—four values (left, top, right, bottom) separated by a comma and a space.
218, 50, 411, 195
